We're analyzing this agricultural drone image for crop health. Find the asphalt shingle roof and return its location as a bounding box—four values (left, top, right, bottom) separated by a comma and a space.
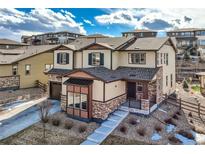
74, 66, 160, 82
122, 37, 169, 51
69, 36, 135, 50
46, 68, 72, 75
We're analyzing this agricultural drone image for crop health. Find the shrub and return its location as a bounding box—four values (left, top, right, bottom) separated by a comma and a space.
188, 112, 193, 117
154, 124, 163, 133
168, 136, 182, 144
172, 114, 179, 120
78, 125, 87, 133
64, 120, 73, 130
183, 80, 189, 89
128, 118, 137, 125
176, 111, 181, 116
52, 118, 61, 126
119, 125, 127, 134
164, 118, 176, 126
190, 119, 194, 124
137, 128, 146, 136
178, 130, 195, 140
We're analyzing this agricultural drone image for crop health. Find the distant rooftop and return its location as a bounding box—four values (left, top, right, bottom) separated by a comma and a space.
0, 38, 28, 46
168, 28, 205, 32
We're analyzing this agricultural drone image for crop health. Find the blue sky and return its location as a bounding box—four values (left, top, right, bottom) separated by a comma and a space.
0, 8, 204, 41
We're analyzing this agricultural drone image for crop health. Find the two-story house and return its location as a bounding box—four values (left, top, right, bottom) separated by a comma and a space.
46, 36, 176, 122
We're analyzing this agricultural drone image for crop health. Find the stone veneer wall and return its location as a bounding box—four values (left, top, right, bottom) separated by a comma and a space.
61, 95, 67, 111
0, 75, 20, 91
148, 67, 163, 104
92, 94, 126, 120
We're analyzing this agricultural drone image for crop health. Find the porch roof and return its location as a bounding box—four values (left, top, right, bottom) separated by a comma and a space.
63, 78, 93, 85
46, 68, 72, 75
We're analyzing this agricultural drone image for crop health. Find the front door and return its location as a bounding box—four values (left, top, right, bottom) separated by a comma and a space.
50, 82, 62, 100
127, 82, 136, 99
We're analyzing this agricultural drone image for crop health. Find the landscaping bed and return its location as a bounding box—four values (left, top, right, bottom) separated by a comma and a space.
108, 102, 203, 145
0, 112, 99, 145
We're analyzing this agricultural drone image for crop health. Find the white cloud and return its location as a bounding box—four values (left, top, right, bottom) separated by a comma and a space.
0, 8, 86, 41
95, 8, 205, 30
83, 19, 95, 26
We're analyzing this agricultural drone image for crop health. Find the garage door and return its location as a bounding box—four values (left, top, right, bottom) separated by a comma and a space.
50, 82, 62, 100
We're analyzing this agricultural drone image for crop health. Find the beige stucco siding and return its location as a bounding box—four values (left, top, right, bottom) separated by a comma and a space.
74, 52, 82, 68
0, 65, 12, 76
54, 50, 73, 69
118, 51, 156, 68
82, 50, 111, 69
92, 80, 104, 101
157, 44, 176, 94
105, 80, 126, 101
112, 51, 119, 70
18, 51, 53, 88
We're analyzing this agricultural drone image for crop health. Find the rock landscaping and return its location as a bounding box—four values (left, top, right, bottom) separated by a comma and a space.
0, 112, 99, 145
106, 102, 205, 145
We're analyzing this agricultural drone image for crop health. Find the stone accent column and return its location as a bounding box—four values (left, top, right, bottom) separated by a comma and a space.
60, 95, 67, 111
141, 99, 150, 110
92, 94, 126, 120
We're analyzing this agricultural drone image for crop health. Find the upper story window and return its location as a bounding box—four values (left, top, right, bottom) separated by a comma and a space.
25, 64, 31, 75
57, 52, 69, 64
170, 74, 173, 87
160, 53, 163, 64
166, 53, 168, 65
128, 53, 146, 64
12, 65, 18, 76
157, 53, 159, 65
88, 52, 104, 66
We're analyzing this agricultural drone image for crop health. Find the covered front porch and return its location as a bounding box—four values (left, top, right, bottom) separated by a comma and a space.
121, 80, 159, 115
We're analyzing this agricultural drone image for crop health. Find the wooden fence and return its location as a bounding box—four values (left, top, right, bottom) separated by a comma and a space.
165, 94, 205, 119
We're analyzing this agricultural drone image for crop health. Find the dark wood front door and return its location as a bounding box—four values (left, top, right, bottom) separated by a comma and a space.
50, 82, 62, 100
127, 82, 136, 99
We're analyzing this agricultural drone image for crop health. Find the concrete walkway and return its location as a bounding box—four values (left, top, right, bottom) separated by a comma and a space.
81, 109, 129, 145
0, 97, 47, 121
0, 99, 60, 140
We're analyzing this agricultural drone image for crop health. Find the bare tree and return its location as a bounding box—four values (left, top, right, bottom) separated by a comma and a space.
38, 100, 52, 140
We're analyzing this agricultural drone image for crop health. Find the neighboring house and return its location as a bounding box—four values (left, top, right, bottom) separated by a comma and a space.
21, 31, 84, 45
0, 38, 28, 49
46, 36, 176, 121
0, 45, 72, 90
167, 28, 205, 81
122, 29, 157, 38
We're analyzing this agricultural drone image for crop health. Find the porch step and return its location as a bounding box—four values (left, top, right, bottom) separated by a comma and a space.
80, 109, 129, 145
119, 106, 129, 112
95, 126, 113, 135
81, 140, 98, 145
87, 132, 107, 144
113, 110, 128, 117
108, 115, 122, 122
102, 120, 118, 128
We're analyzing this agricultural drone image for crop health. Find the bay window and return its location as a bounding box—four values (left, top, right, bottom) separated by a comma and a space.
67, 92, 88, 110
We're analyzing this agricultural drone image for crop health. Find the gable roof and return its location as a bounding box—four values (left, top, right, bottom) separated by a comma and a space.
0, 44, 75, 64
69, 36, 135, 50
120, 37, 177, 52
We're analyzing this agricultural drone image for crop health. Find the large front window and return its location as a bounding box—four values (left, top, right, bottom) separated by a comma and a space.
129, 53, 146, 64
92, 52, 100, 65
67, 92, 88, 110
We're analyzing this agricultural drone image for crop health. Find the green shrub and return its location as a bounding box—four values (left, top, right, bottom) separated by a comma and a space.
183, 80, 189, 89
